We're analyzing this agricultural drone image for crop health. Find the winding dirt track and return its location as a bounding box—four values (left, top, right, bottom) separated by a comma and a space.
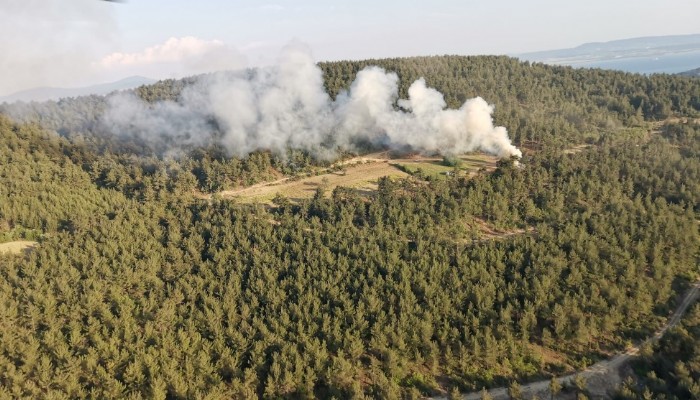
434, 281, 700, 400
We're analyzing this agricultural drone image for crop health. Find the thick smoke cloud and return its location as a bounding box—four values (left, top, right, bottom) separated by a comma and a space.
103, 43, 522, 160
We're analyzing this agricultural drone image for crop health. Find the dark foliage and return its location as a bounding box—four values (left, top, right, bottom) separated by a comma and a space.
0, 56, 698, 398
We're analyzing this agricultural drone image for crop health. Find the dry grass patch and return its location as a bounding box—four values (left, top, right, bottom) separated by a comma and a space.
464, 217, 537, 244
563, 144, 592, 154
0, 240, 38, 255
225, 161, 410, 204
221, 152, 498, 204
528, 343, 576, 374
393, 153, 497, 179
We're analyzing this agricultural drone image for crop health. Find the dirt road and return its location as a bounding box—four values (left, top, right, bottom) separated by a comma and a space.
435, 281, 700, 400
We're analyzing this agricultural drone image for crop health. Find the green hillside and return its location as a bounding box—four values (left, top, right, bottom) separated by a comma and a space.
0, 56, 698, 398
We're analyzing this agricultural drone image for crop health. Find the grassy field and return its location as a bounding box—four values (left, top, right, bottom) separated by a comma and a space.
392, 160, 454, 177
392, 153, 497, 179
223, 160, 410, 203
0, 240, 38, 255
224, 152, 497, 204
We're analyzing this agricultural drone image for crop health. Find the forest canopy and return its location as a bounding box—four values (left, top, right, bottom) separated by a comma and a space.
0, 55, 699, 399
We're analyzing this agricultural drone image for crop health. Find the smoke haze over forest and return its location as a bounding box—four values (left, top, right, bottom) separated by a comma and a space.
103, 43, 522, 159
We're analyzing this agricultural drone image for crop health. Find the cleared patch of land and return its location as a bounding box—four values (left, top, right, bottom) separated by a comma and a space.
0, 240, 38, 255
392, 153, 496, 179
563, 144, 592, 154
222, 160, 410, 203
222, 152, 498, 204
470, 217, 536, 242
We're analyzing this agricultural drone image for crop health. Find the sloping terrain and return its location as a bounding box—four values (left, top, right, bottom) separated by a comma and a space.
452, 282, 700, 400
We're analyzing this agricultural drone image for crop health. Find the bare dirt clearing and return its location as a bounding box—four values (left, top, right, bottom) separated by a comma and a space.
0, 240, 38, 255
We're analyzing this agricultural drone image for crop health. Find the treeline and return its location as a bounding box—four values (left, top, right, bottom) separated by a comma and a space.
0, 110, 698, 398
1, 56, 699, 199
321, 56, 700, 145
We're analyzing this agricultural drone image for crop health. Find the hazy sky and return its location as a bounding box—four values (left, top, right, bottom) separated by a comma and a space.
1, 0, 699, 95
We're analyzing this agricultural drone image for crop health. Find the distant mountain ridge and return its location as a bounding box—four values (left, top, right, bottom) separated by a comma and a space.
0, 76, 157, 103
679, 67, 700, 77
518, 34, 700, 74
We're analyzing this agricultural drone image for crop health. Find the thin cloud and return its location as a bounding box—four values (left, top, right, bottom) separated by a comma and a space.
94, 36, 247, 80
98, 36, 227, 67
259, 4, 285, 12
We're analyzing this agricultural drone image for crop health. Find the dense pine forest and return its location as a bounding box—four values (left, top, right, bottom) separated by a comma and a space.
0, 56, 699, 398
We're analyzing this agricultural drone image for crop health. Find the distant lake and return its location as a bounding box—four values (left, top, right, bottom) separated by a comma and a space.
561, 50, 700, 74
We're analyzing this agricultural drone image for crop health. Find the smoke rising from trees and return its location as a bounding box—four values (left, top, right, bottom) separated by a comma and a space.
103, 43, 522, 159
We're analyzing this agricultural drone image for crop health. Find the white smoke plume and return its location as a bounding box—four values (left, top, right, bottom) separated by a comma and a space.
103, 42, 522, 160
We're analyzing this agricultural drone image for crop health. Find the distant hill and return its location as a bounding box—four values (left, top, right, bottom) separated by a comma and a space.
518, 34, 700, 74
678, 67, 700, 77
0, 76, 156, 103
